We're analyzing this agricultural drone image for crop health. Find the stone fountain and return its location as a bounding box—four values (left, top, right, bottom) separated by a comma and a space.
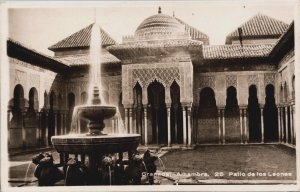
51, 22, 140, 185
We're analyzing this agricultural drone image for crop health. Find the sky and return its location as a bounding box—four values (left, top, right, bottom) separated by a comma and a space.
7, 1, 295, 56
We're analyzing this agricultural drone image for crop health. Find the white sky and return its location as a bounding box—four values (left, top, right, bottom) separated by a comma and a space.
7, 1, 295, 56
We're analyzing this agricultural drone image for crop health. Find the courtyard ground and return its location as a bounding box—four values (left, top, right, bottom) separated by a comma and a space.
7, 144, 296, 186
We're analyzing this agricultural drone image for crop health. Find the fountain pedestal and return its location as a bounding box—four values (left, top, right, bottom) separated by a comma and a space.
51, 86, 141, 185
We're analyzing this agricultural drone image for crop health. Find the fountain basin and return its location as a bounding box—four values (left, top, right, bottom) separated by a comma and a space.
76, 105, 117, 135
51, 134, 140, 154
78, 105, 116, 121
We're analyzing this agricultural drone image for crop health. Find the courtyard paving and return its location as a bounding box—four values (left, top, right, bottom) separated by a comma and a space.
7, 144, 296, 186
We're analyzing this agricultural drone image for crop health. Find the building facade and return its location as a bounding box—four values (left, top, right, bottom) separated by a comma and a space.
7, 9, 295, 151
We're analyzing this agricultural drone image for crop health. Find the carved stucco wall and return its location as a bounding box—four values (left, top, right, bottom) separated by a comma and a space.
194, 71, 277, 107
66, 75, 122, 107
277, 49, 295, 103
122, 58, 193, 107
9, 58, 65, 109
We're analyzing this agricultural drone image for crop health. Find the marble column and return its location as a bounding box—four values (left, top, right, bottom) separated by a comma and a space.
45, 111, 49, 146
143, 106, 148, 146
281, 107, 285, 142
243, 108, 248, 144
292, 105, 295, 144
7, 110, 11, 147
36, 111, 41, 145
289, 105, 293, 144
285, 106, 288, 143
183, 107, 187, 145
22, 111, 26, 147
218, 108, 221, 144
129, 108, 133, 134
60, 112, 64, 135
260, 108, 264, 143
54, 112, 58, 135
277, 106, 281, 143
187, 107, 192, 146
77, 115, 81, 134
63, 112, 67, 135
167, 106, 171, 146
124, 108, 128, 133
222, 109, 225, 144
239, 108, 243, 144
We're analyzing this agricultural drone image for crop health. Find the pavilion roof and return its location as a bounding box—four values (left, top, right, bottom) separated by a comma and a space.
175, 17, 209, 43
203, 44, 274, 60
225, 13, 289, 44
54, 52, 120, 66
48, 24, 116, 51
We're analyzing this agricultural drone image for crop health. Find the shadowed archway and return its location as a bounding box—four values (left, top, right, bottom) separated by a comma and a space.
147, 80, 167, 144
248, 85, 261, 142
263, 84, 278, 142
197, 87, 218, 143
225, 86, 240, 143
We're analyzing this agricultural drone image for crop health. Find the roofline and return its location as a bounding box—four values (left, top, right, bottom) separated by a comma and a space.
7, 38, 69, 73
269, 21, 294, 60
225, 34, 282, 44
48, 23, 117, 52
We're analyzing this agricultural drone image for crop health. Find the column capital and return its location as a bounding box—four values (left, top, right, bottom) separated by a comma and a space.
166, 103, 171, 108
181, 102, 192, 108
123, 104, 133, 109
143, 104, 148, 109
239, 105, 247, 110
217, 105, 226, 110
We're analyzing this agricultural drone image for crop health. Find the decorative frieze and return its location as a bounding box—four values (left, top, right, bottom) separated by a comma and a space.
131, 67, 180, 88
198, 76, 215, 89
264, 73, 276, 86
29, 74, 40, 89
14, 69, 26, 85
247, 75, 258, 86
226, 75, 237, 88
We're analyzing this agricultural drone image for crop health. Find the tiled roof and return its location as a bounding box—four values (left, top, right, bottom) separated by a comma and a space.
203, 44, 274, 59
54, 52, 120, 66
175, 18, 209, 40
49, 24, 116, 51
226, 13, 289, 44
8, 38, 69, 72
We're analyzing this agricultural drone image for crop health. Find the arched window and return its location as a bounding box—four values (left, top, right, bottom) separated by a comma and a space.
13, 84, 24, 112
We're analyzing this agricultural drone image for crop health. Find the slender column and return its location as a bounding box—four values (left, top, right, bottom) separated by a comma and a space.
260, 107, 264, 143
218, 108, 221, 144
124, 108, 128, 133
77, 115, 81, 134
60, 112, 64, 135
187, 107, 192, 146
243, 109, 248, 144
39, 112, 43, 146
167, 106, 171, 147
36, 111, 40, 145
292, 105, 295, 144
54, 112, 58, 135
277, 107, 281, 143
45, 111, 49, 146
63, 112, 66, 134
222, 109, 225, 144
22, 111, 26, 147
129, 108, 133, 134
285, 106, 288, 143
281, 107, 285, 142
183, 107, 187, 145
290, 105, 294, 144
7, 110, 11, 147
143, 106, 148, 146
239, 108, 243, 144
